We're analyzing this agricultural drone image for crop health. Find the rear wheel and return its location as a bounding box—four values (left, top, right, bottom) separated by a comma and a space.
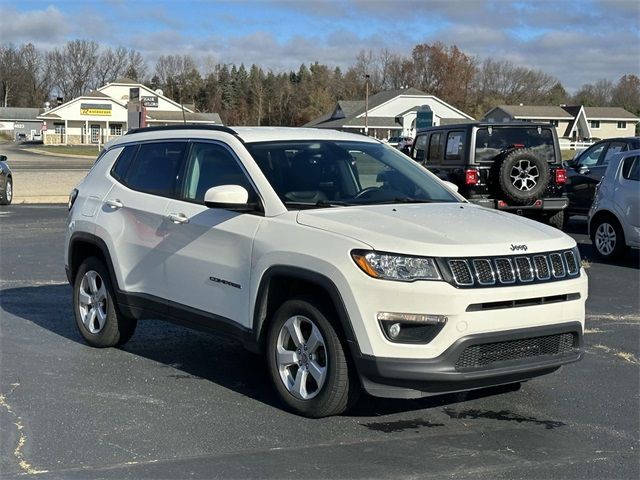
591, 215, 628, 261
266, 297, 360, 418
73, 257, 137, 347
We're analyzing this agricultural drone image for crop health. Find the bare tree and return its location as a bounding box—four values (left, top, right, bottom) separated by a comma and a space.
611, 74, 640, 114
95, 46, 129, 87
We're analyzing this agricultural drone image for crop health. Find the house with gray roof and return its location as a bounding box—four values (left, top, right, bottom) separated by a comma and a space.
0, 107, 45, 141
483, 104, 638, 141
38, 78, 222, 145
305, 88, 474, 139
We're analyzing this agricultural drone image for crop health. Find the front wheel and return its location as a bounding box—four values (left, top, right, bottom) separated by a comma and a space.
266, 298, 360, 418
590, 216, 628, 261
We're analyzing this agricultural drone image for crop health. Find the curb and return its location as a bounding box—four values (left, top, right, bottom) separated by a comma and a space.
13, 196, 68, 204
22, 148, 97, 159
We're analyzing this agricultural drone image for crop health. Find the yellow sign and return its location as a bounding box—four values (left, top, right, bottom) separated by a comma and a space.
80, 103, 112, 116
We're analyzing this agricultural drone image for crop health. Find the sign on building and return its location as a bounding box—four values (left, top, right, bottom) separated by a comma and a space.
80, 103, 112, 116
141, 96, 158, 108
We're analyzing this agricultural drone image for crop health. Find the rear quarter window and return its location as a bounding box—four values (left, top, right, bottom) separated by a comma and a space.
445, 131, 464, 161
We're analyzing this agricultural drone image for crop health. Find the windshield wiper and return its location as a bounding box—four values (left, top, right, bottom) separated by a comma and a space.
283, 200, 355, 209
367, 198, 437, 205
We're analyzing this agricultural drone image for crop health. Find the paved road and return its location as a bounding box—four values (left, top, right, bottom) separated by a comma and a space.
0, 143, 92, 203
1, 206, 638, 479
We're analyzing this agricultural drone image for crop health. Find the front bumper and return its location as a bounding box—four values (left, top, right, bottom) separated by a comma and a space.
355, 322, 583, 398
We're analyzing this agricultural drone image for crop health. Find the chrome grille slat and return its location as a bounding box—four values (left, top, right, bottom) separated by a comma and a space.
549, 253, 566, 278
448, 260, 473, 286
447, 250, 580, 288
494, 258, 516, 284
515, 257, 534, 282
564, 250, 579, 275
533, 255, 551, 280
472, 259, 495, 285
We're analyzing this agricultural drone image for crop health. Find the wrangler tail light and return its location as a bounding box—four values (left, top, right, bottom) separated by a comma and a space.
465, 169, 479, 185
555, 168, 567, 185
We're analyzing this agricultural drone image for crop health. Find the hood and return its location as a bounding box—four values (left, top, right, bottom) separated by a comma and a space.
296, 203, 574, 257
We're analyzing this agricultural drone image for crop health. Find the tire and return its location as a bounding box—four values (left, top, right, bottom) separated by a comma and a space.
266, 297, 360, 418
0, 176, 12, 205
73, 257, 137, 347
546, 209, 566, 230
590, 215, 628, 261
493, 149, 550, 205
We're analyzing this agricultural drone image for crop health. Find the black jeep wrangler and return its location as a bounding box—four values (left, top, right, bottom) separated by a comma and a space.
410, 122, 568, 228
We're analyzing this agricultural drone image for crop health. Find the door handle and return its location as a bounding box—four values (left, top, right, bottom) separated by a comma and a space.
105, 198, 123, 210
167, 213, 189, 224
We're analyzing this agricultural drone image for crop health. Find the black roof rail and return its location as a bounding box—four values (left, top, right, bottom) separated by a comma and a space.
125, 124, 237, 136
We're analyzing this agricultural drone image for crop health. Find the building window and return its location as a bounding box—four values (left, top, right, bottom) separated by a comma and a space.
110, 124, 123, 136
550, 120, 559, 127
617, 121, 627, 129
590, 120, 600, 129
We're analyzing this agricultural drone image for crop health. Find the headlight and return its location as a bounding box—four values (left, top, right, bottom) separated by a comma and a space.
351, 250, 441, 281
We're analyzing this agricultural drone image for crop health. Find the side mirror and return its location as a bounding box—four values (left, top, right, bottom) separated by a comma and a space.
442, 180, 459, 193
204, 185, 251, 210
0, 155, 6, 163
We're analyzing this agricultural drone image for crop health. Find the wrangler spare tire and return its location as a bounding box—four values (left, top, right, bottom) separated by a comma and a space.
493, 148, 550, 205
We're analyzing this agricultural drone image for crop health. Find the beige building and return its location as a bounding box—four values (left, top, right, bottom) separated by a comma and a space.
483, 105, 638, 141
305, 88, 474, 139
38, 78, 222, 145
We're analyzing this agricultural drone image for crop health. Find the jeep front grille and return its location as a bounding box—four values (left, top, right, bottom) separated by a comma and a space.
455, 332, 578, 370
443, 249, 580, 288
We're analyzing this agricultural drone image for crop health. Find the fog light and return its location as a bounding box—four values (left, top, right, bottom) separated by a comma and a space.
388, 323, 401, 339
378, 312, 448, 344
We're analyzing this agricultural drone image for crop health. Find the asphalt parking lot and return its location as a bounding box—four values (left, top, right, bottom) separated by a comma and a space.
1, 205, 638, 479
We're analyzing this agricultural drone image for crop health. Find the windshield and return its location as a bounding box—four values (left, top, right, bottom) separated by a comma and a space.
475, 127, 556, 162
245, 140, 459, 209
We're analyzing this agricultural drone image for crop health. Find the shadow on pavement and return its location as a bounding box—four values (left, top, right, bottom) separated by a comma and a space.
1, 284, 525, 417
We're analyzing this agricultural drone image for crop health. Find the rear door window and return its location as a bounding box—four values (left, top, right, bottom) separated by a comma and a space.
621, 155, 639, 181
123, 141, 187, 197
428, 133, 443, 163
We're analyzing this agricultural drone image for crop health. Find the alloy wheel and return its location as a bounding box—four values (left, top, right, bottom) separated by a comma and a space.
78, 270, 108, 334
594, 222, 616, 256
510, 159, 539, 191
275, 315, 327, 400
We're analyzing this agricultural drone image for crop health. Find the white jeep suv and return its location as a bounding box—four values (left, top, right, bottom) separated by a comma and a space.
65, 126, 588, 417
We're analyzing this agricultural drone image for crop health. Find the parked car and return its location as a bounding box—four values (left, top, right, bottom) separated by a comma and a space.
65, 125, 587, 417
388, 136, 413, 149
0, 155, 13, 205
564, 137, 640, 220
410, 122, 568, 228
588, 149, 640, 260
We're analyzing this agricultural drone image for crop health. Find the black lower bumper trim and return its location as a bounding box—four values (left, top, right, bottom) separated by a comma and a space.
354, 322, 583, 398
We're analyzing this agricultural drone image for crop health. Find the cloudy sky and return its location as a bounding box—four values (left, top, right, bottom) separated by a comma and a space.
2, 0, 639, 92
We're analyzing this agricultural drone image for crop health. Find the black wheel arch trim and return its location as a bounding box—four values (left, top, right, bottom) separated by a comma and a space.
252, 265, 361, 356
67, 232, 120, 290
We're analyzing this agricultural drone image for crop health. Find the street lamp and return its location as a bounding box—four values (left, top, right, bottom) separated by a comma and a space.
364, 74, 370, 135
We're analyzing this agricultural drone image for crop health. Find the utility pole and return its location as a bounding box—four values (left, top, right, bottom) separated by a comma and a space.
364, 74, 370, 135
